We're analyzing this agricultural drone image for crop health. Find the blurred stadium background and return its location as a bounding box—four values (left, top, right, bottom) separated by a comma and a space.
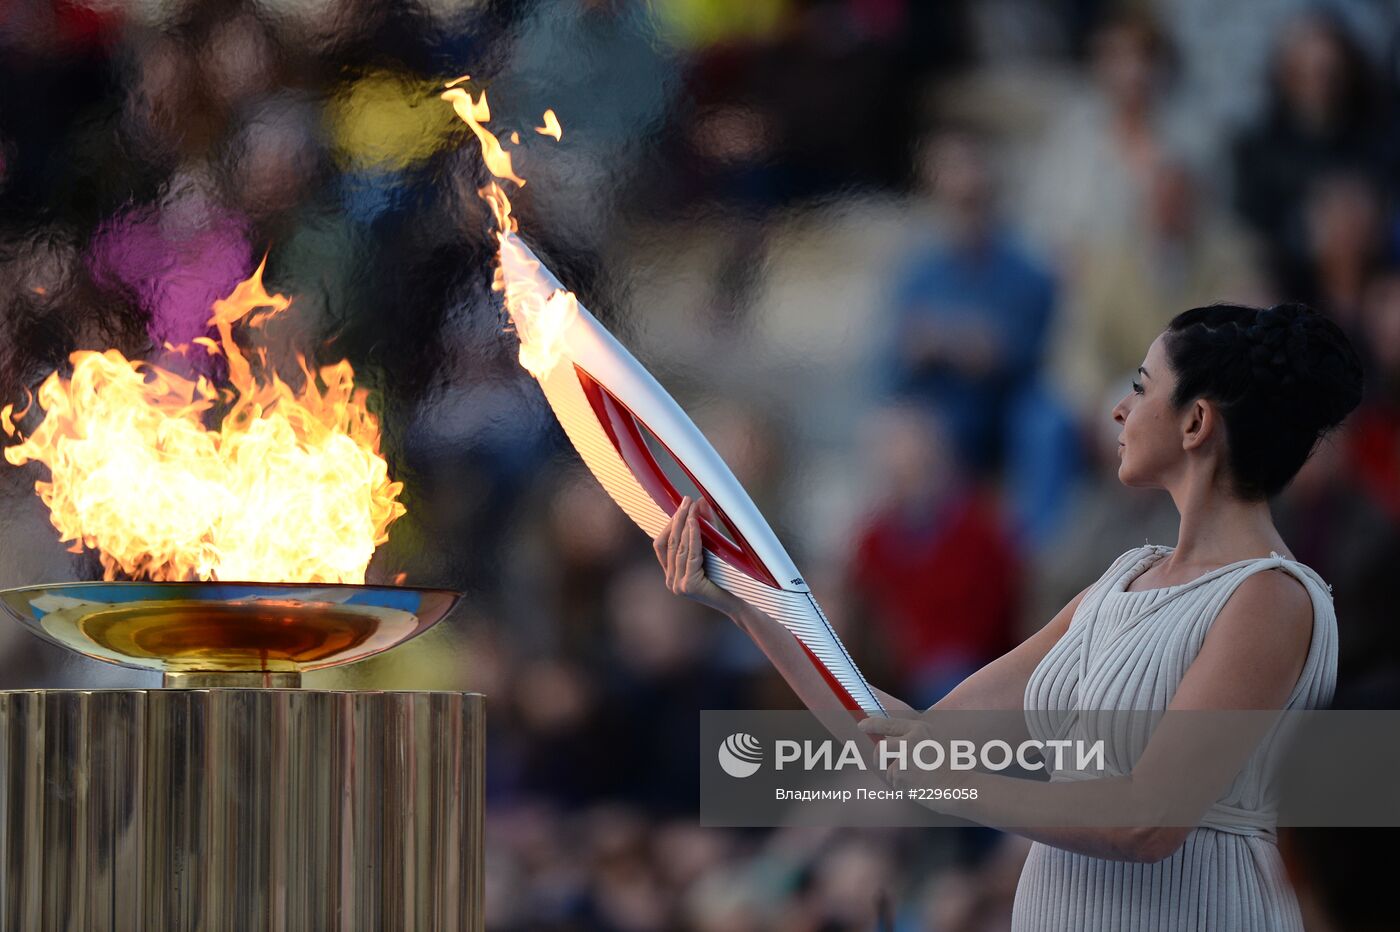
2, 1, 1399, 928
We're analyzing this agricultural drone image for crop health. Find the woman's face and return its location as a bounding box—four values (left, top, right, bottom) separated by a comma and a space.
1111, 334, 1182, 488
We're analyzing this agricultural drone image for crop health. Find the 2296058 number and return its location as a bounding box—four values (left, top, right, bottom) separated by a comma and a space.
908, 787, 978, 801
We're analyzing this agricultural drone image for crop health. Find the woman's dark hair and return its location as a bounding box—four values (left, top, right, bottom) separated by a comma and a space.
1163, 303, 1363, 500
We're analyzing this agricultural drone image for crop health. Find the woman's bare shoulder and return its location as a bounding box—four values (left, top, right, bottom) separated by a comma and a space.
1175, 569, 1314, 710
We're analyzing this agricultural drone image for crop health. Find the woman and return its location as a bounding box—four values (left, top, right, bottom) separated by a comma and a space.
653, 302, 1363, 930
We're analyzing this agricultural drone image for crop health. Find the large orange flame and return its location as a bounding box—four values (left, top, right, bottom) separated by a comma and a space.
1, 259, 405, 583
442, 78, 576, 378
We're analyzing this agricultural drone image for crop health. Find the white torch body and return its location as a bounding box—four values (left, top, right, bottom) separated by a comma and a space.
502, 232, 887, 718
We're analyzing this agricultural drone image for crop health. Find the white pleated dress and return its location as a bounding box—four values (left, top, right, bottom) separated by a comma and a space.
1011, 544, 1337, 932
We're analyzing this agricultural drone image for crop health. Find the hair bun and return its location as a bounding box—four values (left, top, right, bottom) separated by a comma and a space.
1244, 303, 1362, 432
1164, 302, 1365, 499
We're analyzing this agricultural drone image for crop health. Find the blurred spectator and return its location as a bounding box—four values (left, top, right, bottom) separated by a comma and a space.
120, 34, 209, 169
914, 835, 1029, 932
1274, 428, 1398, 685
600, 560, 745, 815
0, 0, 125, 214
695, 398, 791, 541
507, 471, 637, 658
1346, 270, 1400, 521
223, 93, 325, 225
504, 655, 621, 809
1022, 7, 1200, 262
87, 165, 253, 352
800, 834, 897, 929
1288, 171, 1387, 332
882, 125, 1078, 544
577, 805, 672, 929
1232, 10, 1387, 289
202, 12, 280, 113
1052, 157, 1263, 416
845, 405, 1019, 707
883, 126, 1058, 473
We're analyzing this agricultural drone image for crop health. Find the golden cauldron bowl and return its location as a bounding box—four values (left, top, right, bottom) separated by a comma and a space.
0, 580, 460, 687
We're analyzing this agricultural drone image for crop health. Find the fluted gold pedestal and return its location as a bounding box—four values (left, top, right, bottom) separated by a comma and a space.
0, 688, 484, 931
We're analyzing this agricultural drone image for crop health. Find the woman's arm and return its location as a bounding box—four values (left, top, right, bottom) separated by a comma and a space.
654, 499, 851, 713
863, 567, 1315, 862
653, 498, 871, 746
654, 497, 1085, 719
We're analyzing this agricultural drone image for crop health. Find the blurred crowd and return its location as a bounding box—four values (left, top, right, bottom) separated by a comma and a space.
2, 1, 1399, 929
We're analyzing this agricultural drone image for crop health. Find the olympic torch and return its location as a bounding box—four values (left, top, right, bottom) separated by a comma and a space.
443, 80, 887, 718
499, 232, 886, 718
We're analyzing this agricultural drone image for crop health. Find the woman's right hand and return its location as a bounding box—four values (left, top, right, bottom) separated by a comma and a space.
652, 496, 742, 615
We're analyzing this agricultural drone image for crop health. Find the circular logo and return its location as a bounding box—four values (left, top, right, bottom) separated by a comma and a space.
718, 732, 763, 778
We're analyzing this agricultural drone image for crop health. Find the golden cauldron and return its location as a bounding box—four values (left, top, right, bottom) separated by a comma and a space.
0, 581, 483, 930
